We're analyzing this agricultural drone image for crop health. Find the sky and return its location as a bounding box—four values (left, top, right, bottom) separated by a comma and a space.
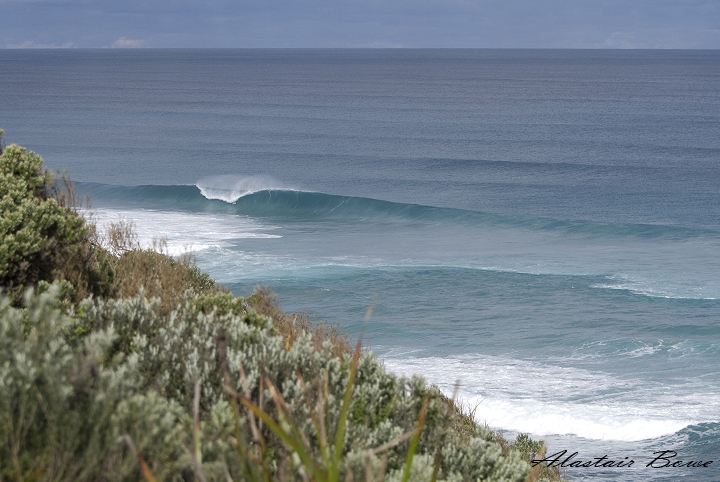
1, 0, 719, 49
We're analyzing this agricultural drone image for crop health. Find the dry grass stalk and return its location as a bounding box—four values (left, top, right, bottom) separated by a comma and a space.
527, 443, 547, 482
102, 219, 140, 257
250, 286, 354, 358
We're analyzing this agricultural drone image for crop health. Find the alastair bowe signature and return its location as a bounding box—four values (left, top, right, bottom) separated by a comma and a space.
532, 450, 713, 469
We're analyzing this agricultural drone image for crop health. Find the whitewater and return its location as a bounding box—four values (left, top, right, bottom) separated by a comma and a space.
2, 48, 719, 481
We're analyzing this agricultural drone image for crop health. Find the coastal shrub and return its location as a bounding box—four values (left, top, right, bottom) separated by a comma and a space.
0, 285, 188, 482
110, 248, 216, 317
0, 144, 84, 301
2, 284, 534, 482
0, 143, 112, 304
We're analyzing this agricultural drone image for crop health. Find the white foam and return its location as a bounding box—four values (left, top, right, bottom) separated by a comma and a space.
466, 397, 691, 442
193, 249, 382, 283
591, 276, 719, 300
88, 208, 281, 256
380, 354, 714, 442
195, 175, 293, 203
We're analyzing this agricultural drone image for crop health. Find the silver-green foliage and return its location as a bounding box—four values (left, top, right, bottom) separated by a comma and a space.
0, 284, 188, 481
1, 285, 530, 482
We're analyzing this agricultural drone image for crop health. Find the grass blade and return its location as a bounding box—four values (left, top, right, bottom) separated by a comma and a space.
225, 384, 325, 481
400, 392, 430, 482
238, 361, 266, 456
330, 338, 362, 482
297, 369, 330, 466
228, 396, 264, 482
191, 379, 208, 482
124, 434, 158, 482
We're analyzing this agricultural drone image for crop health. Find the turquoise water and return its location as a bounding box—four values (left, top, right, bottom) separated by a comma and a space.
2, 49, 719, 481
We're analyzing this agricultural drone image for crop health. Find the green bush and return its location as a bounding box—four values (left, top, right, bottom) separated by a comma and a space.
0, 145, 87, 301
0, 143, 114, 304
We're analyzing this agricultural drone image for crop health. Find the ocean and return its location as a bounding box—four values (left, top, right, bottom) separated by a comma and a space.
1, 48, 719, 481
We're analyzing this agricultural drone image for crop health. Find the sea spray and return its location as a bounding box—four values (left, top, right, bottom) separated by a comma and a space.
196, 174, 292, 203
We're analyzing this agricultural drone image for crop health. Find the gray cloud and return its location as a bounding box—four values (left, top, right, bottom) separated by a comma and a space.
111, 37, 145, 48
5, 40, 76, 48
1, 0, 719, 48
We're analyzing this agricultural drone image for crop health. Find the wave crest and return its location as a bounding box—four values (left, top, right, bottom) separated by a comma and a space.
196, 175, 292, 203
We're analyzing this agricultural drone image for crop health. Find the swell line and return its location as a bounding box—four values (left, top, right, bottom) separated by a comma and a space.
77, 181, 720, 241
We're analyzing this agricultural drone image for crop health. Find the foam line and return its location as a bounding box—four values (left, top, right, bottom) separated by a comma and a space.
381, 355, 716, 442
89, 208, 281, 256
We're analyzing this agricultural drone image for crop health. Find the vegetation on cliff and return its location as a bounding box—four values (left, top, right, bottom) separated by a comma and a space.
0, 135, 565, 482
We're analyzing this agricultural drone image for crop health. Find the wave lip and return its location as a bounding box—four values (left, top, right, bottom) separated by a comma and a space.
196, 175, 294, 203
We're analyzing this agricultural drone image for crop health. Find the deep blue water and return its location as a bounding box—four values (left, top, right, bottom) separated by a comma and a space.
2, 49, 719, 481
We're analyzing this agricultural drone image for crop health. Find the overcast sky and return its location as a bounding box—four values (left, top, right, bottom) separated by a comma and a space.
1, 0, 719, 49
